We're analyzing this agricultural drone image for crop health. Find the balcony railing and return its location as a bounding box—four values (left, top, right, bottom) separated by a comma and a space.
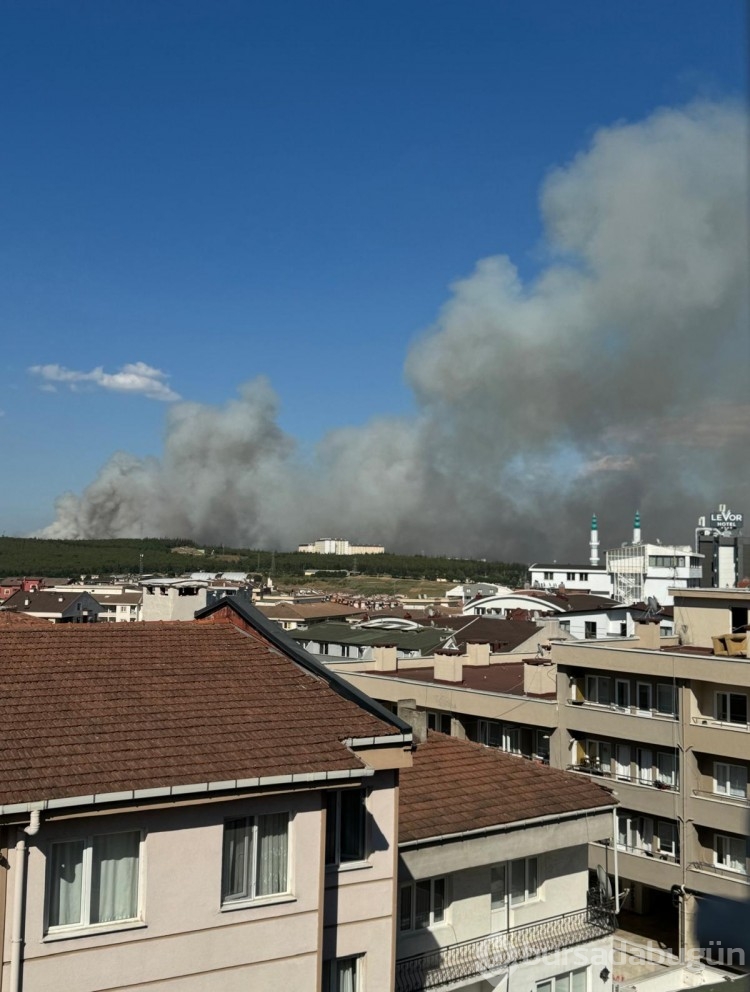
395, 891, 615, 992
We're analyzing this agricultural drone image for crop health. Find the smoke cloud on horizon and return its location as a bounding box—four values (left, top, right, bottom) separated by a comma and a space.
37, 100, 750, 561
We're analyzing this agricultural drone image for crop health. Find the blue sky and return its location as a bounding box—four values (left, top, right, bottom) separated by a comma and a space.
2, 1, 747, 537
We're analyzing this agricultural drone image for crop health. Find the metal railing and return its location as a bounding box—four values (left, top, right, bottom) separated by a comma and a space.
395, 890, 615, 992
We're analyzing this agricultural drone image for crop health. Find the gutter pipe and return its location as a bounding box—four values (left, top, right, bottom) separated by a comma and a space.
9, 810, 40, 992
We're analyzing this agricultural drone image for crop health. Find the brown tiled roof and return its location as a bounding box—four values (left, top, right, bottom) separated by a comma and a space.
399, 733, 616, 843
1, 589, 94, 614
257, 602, 366, 621
377, 661, 554, 697
0, 622, 399, 808
0, 611, 50, 628
418, 616, 542, 651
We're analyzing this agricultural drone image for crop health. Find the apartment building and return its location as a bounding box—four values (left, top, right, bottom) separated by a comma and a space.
395, 730, 617, 992
0, 614, 412, 991
330, 587, 750, 958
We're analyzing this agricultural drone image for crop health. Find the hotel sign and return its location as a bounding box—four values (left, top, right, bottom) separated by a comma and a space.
698, 506, 744, 537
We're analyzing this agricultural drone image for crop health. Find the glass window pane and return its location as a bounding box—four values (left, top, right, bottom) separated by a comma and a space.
730, 695, 747, 725
432, 878, 445, 923
729, 765, 747, 798
527, 857, 538, 899
223, 818, 250, 900
325, 794, 338, 865
399, 884, 413, 931
491, 865, 506, 910
572, 968, 587, 992
90, 831, 139, 924
48, 840, 84, 927
256, 813, 288, 896
557, 974, 571, 992
510, 859, 526, 905
415, 880, 431, 928
337, 958, 358, 992
339, 790, 365, 863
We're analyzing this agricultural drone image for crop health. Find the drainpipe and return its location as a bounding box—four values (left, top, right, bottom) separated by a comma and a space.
612, 805, 620, 914
9, 811, 40, 992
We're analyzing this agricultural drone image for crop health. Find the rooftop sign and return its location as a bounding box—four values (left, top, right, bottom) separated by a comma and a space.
698, 505, 744, 537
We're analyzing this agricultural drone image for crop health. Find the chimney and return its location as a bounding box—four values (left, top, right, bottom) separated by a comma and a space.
590, 512, 600, 567
434, 651, 463, 683
635, 619, 660, 650
397, 699, 428, 742
524, 661, 557, 696
372, 644, 398, 671
465, 642, 490, 667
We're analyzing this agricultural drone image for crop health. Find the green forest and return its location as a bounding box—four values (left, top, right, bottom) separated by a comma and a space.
0, 536, 527, 587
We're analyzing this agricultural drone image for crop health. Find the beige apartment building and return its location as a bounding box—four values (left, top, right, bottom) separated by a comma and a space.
330, 588, 750, 959
0, 610, 412, 992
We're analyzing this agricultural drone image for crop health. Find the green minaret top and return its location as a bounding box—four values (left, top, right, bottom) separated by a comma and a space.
591, 513, 598, 530
634, 510, 641, 527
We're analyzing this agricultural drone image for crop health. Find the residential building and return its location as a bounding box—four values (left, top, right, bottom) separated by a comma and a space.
0, 607, 411, 991
329, 586, 750, 959
297, 539, 385, 555
0, 588, 101, 623
528, 564, 612, 597
606, 544, 703, 605
395, 730, 617, 992
140, 578, 251, 621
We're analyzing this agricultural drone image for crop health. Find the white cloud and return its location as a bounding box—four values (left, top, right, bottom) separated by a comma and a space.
29, 362, 180, 402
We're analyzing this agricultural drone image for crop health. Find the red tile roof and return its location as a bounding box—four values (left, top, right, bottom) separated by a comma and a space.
399, 733, 616, 843
368, 661, 555, 698
0, 611, 50, 628
0, 622, 400, 808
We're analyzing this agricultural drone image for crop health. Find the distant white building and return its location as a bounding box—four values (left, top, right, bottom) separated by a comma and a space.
297, 538, 385, 555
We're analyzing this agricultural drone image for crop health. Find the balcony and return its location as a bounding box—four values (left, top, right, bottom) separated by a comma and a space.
395, 892, 615, 992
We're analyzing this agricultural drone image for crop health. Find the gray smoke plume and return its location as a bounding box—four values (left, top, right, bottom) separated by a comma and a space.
37, 100, 750, 560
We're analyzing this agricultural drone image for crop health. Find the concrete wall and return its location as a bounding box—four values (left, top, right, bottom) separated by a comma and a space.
142, 586, 209, 621
3, 779, 399, 992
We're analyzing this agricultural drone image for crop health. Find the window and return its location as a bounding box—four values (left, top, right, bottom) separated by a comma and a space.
714, 762, 747, 799
222, 813, 289, 904
578, 573, 588, 582
715, 834, 748, 874
585, 676, 611, 706
617, 814, 653, 855
636, 683, 652, 713
544, 572, 553, 581
326, 790, 366, 866
636, 747, 653, 785
615, 744, 631, 781
559, 620, 570, 633
323, 956, 361, 992
478, 719, 503, 748
535, 731, 550, 763
585, 739, 611, 773
510, 857, 539, 905
567, 573, 575, 581
490, 864, 506, 911
716, 692, 748, 726
656, 684, 677, 716
656, 752, 677, 789
584, 622, 597, 640
656, 821, 679, 860
399, 877, 447, 931
47, 831, 141, 932
615, 680, 630, 710
427, 711, 451, 734
537, 967, 587, 992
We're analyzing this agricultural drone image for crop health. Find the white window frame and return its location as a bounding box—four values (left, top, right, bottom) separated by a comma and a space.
715, 833, 748, 875
585, 739, 612, 773
323, 955, 362, 992
656, 821, 678, 860
715, 692, 748, 726
585, 675, 611, 706
45, 830, 144, 935
537, 967, 588, 992
617, 813, 653, 855
636, 747, 653, 785
714, 762, 748, 800
656, 751, 677, 789
636, 682, 653, 715
399, 876, 448, 932
656, 684, 677, 716
221, 813, 291, 906
614, 680, 630, 710
325, 789, 367, 867
510, 856, 540, 906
